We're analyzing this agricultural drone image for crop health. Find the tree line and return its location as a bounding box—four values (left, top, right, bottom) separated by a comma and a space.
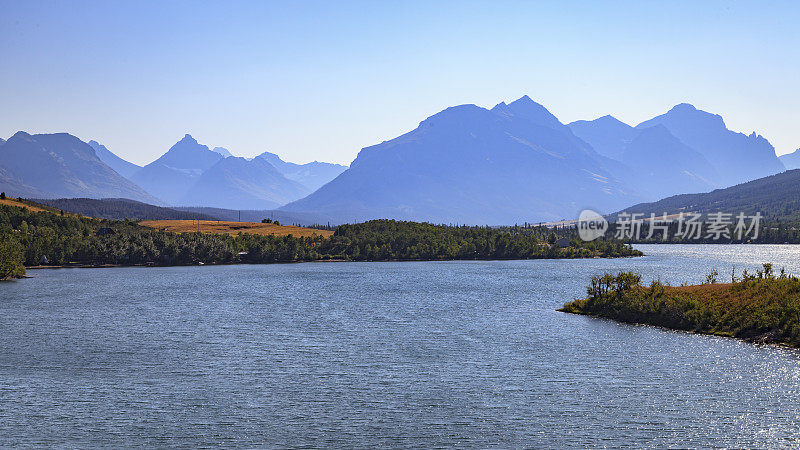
0, 204, 641, 278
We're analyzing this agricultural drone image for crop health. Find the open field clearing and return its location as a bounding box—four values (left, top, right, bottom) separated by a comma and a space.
139, 219, 334, 237
0, 198, 51, 213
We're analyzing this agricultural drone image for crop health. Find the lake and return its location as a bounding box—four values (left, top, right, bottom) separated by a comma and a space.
2, 244, 800, 447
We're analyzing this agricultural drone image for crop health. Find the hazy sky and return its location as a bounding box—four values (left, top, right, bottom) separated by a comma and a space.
1, 1, 798, 165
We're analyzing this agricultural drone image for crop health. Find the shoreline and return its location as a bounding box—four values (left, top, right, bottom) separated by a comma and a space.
559, 271, 800, 349
23, 253, 644, 272
560, 307, 794, 349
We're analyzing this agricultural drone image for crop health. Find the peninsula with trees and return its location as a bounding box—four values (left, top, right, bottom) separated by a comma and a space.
560, 265, 800, 347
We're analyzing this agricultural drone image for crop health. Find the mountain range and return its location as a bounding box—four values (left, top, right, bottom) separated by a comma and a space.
280, 97, 787, 224
634, 103, 784, 186
0, 132, 158, 202
568, 104, 784, 197
178, 156, 310, 209
0, 96, 792, 224
281, 96, 642, 224
0, 131, 346, 210
130, 134, 225, 204
256, 152, 348, 192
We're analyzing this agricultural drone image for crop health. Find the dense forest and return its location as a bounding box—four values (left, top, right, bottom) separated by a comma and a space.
0, 203, 641, 278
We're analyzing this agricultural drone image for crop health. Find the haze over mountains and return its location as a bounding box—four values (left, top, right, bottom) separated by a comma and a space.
281, 96, 787, 224
130, 134, 225, 204
123, 134, 334, 209
256, 152, 348, 192
568, 115, 635, 161
0, 132, 158, 203
0, 96, 792, 225
634, 103, 784, 186
88, 140, 141, 178
179, 156, 310, 210
281, 96, 642, 224
615, 125, 718, 199
0, 131, 346, 211
779, 148, 800, 170
568, 103, 784, 195
212, 147, 233, 158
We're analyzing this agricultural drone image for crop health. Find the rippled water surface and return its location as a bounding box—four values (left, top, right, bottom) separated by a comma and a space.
3, 245, 800, 447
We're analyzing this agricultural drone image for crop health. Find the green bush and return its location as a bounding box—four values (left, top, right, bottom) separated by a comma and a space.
561, 266, 800, 347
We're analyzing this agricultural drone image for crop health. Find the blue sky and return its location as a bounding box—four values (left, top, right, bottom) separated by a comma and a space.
1, 1, 798, 165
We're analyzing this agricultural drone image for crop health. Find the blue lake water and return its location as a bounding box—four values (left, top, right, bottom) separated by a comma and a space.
2, 244, 800, 447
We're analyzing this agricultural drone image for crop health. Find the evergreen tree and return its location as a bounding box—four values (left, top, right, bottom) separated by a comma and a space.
0, 235, 25, 278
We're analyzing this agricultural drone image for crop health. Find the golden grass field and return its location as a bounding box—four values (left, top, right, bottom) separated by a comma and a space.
139, 219, 334, 238
0, 197, 50, 212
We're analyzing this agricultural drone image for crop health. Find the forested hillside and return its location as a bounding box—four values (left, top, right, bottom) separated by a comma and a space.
618, 169, 800, 221
34, 198, 218, 221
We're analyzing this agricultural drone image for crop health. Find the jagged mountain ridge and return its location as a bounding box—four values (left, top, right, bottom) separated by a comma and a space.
1, 98, 790, 221
635, 103, 784, 186
569, 104, 785, 198
280, 96, 643, 224
130, 134, 224, 204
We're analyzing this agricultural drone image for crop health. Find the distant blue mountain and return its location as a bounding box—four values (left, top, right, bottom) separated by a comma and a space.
212, 146, 233, 158
494, 95, 570, 131
256, 152, 348, 192
568, 115, 636, 161
779, 148, 800, 169
130, 134, 224, 204
129, 135, 323, 208
618, 125, 718, 198
2, 100, 787, 222
0, 132, 159, 202
87, 140, 141, 179
569, 104, 785, 198
280, 96, 643, 224
145, 134, 223, 173
179, 156, 310, 210
635, 103, 784, 186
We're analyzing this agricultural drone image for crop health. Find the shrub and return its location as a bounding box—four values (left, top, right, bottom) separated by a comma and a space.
561, 265, 800, 347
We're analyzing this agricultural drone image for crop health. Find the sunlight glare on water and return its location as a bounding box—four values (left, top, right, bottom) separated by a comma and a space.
1, 245, 800, 447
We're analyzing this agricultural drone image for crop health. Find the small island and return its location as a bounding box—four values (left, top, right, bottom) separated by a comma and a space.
559, 264, 800, 348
